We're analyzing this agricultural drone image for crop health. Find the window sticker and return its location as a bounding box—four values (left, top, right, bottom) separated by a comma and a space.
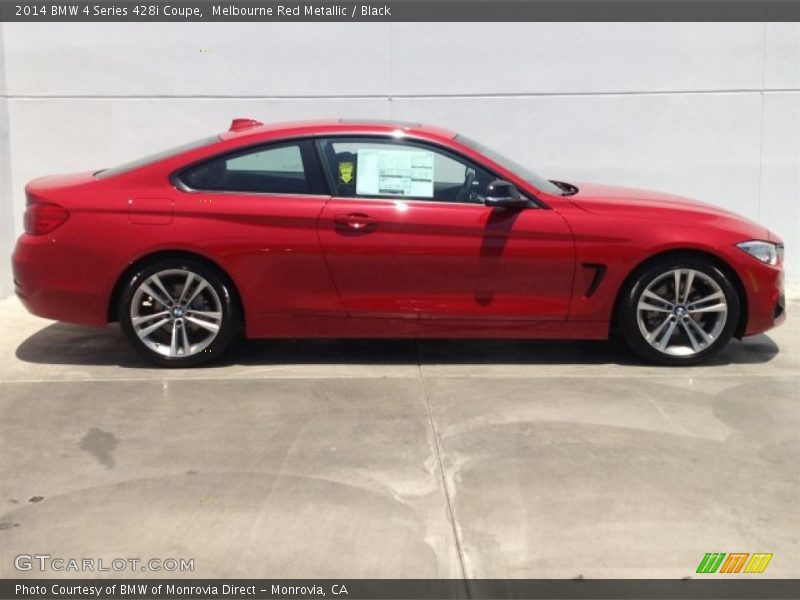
338, 161, 354, 184
355, 148, 434, 197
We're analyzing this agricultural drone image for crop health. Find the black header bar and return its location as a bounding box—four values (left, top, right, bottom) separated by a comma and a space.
1, 0, 800, 22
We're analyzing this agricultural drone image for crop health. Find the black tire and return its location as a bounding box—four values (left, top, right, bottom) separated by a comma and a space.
118, 257, 240, 367
619, 257, 740, 366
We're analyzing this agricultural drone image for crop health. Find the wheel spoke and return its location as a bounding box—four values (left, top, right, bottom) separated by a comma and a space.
681, 319, 702, 351
682, 270, 695, 304
177, 272, 196, 306
180, 322, 191, 355
642, 289, 674, 309
687, 316, 714, 344
185, 310, 222, 320
688, 303, 727, 314
132, 310, 169, 325
638, 301, 672, 313
150, 275, 175, 305
673, 270, 682, 304
185, 315, 220, 333
184, 280, 208, 307
687, 290, 724, 308
646, 316, 672, 343
140, 283, 172, 309
656, 318, 679, 350
137, 317, 170, 339
170, 321, 180, 357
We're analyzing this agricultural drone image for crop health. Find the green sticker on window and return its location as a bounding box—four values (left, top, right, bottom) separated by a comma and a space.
339, 161, 354, 184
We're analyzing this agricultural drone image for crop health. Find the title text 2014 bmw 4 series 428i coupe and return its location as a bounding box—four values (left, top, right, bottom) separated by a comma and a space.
12, 119, 785, 366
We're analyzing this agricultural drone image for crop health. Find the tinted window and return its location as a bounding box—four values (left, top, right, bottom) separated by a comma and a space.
96, 136, 219, 178
317, 138, 494, 204
454, 135, 563, 196
178, 141, 326, 195
225, 145, 304, 173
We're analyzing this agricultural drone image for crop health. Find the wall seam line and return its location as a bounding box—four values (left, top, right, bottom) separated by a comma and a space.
756, 21, 768, 223
2, 89, 800, 101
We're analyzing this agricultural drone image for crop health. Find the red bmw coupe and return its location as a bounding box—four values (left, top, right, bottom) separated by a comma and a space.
12, 119, 785, 366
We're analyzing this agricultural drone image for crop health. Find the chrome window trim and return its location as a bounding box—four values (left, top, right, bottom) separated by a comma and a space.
169, 133, 547, 209
170, 137, 328, 197
171, 176, 331, 199
314, 134, 544, 209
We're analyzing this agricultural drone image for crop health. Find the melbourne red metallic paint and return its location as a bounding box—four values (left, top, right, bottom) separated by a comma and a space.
318, 198, 575, 320
12, 120, 785, 341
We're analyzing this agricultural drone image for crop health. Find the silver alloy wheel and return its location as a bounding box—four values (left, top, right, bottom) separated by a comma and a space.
130, 268, 223, 359
636, 268, 728, 357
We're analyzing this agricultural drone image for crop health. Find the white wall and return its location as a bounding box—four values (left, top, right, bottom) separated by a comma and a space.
1, 22, 798, 296
0, 23, 14, 299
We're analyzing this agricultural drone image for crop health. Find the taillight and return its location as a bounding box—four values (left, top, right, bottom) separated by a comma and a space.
24, 202, 70, 235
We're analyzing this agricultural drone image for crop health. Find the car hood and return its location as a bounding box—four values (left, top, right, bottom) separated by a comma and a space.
565, 182, 771, 240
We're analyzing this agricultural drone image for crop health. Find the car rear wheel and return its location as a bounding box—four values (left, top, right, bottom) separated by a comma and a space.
118, 259, 240, 367
619, 258, 740, 365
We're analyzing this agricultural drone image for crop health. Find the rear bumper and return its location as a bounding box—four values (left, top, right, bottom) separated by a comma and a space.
12, 233, 108, 326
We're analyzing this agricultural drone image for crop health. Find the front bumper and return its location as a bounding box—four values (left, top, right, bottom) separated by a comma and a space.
737, 255, 786, 337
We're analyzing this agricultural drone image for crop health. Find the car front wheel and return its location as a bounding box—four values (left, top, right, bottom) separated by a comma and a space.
118, 259, 239, 367
620, 258, 740, 365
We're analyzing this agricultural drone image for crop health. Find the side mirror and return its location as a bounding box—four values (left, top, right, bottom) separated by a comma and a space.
483, 179, 529, 209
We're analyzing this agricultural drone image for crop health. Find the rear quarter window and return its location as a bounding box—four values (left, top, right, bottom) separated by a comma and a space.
176, 140, 327, 196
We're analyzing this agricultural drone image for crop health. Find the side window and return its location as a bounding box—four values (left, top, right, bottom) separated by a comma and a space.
225, 145, 304, 173
177, 141, 326, 195
317, 138, 494, 203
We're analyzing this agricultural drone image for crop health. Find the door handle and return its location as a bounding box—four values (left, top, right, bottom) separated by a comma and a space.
334, 213, 378, 231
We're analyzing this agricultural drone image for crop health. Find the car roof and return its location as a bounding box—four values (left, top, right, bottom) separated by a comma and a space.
219, 118, 458, 143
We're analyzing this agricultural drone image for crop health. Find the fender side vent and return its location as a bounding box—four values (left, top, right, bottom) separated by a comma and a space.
582, 263, 607, 298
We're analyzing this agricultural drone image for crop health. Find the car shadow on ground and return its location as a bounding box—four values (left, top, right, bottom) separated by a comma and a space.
14, 322, 781, 370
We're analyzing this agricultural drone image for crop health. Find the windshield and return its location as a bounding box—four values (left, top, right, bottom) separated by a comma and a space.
454, 135, 564, 196
96, 136, 219, 178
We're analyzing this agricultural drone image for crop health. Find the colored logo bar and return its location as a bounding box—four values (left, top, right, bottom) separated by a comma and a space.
696, 553, 773, 574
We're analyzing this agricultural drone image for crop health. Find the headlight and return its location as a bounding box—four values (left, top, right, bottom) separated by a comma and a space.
736, 240, 782, 265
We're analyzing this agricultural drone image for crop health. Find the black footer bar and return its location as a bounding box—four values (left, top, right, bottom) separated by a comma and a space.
3, 579, 800, 600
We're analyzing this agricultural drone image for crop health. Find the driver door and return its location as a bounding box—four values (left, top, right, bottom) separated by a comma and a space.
315, 137, 575, 320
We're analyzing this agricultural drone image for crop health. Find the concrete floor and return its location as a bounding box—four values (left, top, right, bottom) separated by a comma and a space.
0, 296, 797, 579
